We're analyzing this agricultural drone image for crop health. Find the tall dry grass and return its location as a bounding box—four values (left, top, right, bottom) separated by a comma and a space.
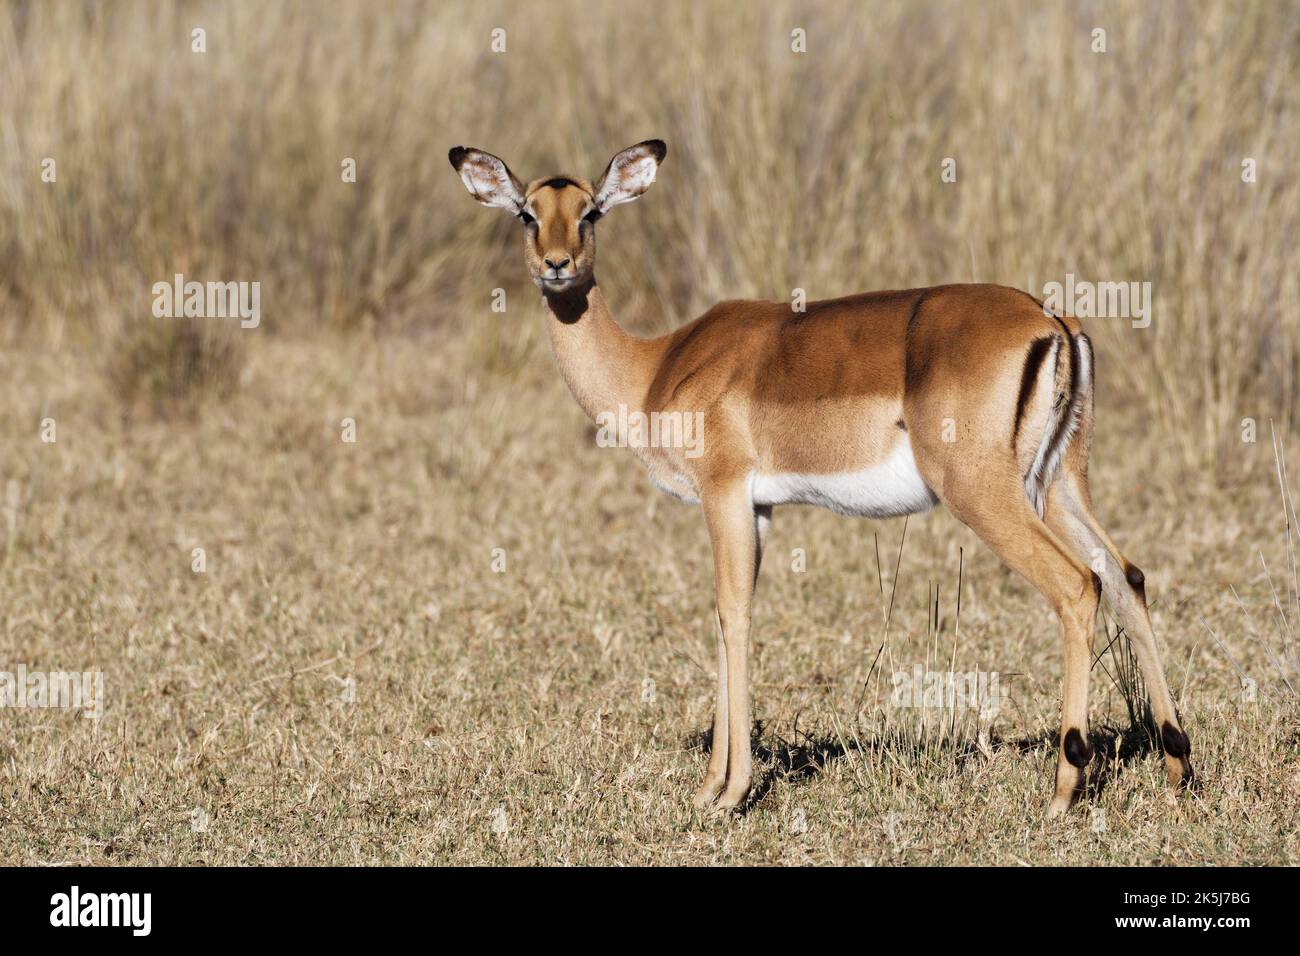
0, 0, 1297, 465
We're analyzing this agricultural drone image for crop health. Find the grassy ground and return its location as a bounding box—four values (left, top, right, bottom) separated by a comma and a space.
0, 0, 1297, 865
0, 335, 1295, 865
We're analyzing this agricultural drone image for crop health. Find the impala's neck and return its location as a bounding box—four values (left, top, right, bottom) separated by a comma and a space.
542, 278, 661, 421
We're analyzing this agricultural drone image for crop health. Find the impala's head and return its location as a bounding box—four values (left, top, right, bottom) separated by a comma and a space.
448, 139, 666, 294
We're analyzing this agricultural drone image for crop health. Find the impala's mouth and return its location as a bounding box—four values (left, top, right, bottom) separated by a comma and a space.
539, 274, 577, 292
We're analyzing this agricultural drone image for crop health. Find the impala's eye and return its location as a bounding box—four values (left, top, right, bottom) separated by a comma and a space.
582, 209, 602, 224
519, 211, 536, 226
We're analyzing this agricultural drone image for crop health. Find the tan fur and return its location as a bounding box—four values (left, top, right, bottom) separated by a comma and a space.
449, 142, 1193, 815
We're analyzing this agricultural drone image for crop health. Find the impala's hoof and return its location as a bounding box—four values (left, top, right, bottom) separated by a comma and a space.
714, 782, 751, 812
693, 777, 725, 808
1047, 764, 1085, 818
1165, 755, 1196, 792
1045, 793, 1076, 818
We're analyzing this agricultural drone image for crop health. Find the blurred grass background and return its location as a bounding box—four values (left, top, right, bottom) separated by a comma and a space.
1, 0, 1296, 464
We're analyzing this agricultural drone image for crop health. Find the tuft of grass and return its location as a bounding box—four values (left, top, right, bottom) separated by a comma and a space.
1095, 620, 1158, 749
105, 319, 246, 418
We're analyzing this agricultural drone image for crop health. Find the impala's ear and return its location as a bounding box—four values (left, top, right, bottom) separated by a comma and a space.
448, 146, 526, 213
593, 139, 666, 214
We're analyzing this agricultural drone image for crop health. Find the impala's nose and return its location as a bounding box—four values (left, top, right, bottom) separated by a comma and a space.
544, 256, 570, 272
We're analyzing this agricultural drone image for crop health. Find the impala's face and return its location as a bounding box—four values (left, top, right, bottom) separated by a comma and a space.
519, 177, 601, 293
449, 140, 666, 295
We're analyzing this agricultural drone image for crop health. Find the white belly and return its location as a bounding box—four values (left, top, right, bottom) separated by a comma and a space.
749, 440, 939, 518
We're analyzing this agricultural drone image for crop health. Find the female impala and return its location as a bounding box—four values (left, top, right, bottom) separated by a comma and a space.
449, 139, 1194, 816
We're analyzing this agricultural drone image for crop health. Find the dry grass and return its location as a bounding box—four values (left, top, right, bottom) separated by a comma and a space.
1, 337, 1297, 865
105, 319, 246, 418
1, 0, 1298, 464
0, 0, 1298, 864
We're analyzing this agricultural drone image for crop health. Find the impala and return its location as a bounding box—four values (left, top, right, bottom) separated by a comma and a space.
448, 139, 1195, 815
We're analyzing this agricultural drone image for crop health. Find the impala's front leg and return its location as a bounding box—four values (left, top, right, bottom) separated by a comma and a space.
699, 479, 758, 811
693, 607, 729, 808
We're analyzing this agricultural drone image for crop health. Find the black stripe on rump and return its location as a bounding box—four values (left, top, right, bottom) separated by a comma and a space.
1012, 336, 1057, 451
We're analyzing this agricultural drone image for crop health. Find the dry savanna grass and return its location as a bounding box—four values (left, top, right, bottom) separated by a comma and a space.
1, 336, 1297, 865
0, 0, 1297, 864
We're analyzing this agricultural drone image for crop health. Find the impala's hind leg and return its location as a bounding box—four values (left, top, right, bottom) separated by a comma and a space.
1043, 466, 1194, 792
936, 474, 1101, 817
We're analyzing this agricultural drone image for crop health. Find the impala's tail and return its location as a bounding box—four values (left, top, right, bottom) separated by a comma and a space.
1023, 329, 1092, 517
